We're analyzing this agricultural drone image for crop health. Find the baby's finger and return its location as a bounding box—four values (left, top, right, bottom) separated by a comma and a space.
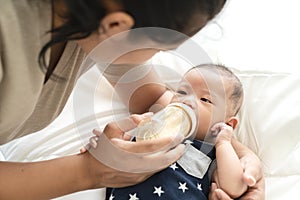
80, 142, 91, 153
89, 136, 99, 148
92, 129, 103, 136
79, 146, 89, 153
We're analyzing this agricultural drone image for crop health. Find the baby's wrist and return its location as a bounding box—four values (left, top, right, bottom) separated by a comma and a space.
215, 139, 232, 148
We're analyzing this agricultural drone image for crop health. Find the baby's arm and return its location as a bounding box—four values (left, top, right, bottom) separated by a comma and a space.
213, 123, 248, 199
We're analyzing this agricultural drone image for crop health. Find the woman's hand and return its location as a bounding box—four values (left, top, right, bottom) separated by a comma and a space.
82, 113, 186, 188
209, 150, 265, 200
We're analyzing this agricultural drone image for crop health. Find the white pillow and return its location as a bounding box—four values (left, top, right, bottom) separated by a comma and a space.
233, 70, 300, 176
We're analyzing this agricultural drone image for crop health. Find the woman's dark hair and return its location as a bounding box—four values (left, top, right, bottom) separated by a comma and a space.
39, 0, 226, 80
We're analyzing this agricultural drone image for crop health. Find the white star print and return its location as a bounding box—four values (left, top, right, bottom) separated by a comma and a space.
184, 140, 193, 145
197, 183, 202, 191
109, 193, 115, 200
153, 186, 165, 197
169, 163, 178, 171
178, 182, 188, 193
129, 193, 139, 200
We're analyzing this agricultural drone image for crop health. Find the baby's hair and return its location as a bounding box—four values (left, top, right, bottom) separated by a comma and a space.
190, 63, 244, 116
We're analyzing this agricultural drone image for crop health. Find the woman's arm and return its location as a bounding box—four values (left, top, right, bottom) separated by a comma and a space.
0, 114, 185, 199
0, 154, 92, 199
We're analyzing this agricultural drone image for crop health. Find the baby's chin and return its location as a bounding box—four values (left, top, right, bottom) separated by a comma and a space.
200, 130, 219, 144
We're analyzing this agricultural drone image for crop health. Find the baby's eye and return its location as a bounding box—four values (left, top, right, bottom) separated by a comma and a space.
176, 90, 187, 95
200, 97, 212, 104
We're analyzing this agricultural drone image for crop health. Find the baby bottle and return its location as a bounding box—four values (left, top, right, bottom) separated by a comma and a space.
133, 103, 197, 141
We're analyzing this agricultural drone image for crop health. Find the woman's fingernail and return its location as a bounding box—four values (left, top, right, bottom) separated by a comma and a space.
80, 148, 86, 153
248, 175, 256, 186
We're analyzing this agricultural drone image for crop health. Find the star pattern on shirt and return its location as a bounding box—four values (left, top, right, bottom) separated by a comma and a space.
106, 140, 215, 199
109, 193, 115, 200
129, 193, 139, 200
153, 186, 165, 197
178, 182, 188, 193
169, 163, 178, 171
197, 183, 202, 191
184, 140, 193, 145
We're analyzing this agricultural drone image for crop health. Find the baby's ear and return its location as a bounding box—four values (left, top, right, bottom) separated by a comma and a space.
226, 117, 238, 130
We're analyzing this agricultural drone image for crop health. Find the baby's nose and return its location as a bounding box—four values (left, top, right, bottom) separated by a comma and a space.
180, 96, 197, 110
182, 100, 196, 110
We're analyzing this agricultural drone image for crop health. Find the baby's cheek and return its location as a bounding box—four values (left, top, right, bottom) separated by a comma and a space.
194, 123, 209, 141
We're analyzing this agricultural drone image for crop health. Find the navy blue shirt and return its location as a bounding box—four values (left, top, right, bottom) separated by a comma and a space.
106, 140, 216, 200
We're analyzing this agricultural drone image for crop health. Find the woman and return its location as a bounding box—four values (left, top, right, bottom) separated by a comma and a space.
0, 0, 263, 199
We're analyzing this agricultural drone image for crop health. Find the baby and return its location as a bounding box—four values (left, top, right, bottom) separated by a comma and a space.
86, 64, 248, 200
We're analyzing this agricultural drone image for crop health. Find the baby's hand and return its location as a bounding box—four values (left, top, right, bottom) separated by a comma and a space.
79, 129, 102, 154
209, 122, 233, 146
79, 113, 153, 154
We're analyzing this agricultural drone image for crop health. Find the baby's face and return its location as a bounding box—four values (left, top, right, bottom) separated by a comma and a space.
171, 67, 230, 142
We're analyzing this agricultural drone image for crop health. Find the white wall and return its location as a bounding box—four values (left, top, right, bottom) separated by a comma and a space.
192, 0, 300, 73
